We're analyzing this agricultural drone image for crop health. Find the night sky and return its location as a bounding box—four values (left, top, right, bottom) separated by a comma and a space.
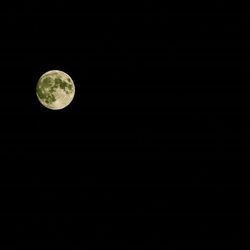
1, 1, 250, 248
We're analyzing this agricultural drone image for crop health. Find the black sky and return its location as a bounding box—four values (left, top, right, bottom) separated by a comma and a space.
1, 1, 250, 248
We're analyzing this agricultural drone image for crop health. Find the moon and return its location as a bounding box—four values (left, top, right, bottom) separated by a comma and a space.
36, 70, 75, 110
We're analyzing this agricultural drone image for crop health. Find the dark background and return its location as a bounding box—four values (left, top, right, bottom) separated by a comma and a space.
1, 0, 250, 248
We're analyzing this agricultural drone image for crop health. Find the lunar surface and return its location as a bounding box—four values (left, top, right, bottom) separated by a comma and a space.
36, 70, 75, 110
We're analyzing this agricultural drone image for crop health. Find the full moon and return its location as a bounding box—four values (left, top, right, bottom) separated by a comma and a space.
36, 70, 75, 110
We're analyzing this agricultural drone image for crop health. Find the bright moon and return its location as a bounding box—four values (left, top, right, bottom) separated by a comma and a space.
36, 70, 75, 110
